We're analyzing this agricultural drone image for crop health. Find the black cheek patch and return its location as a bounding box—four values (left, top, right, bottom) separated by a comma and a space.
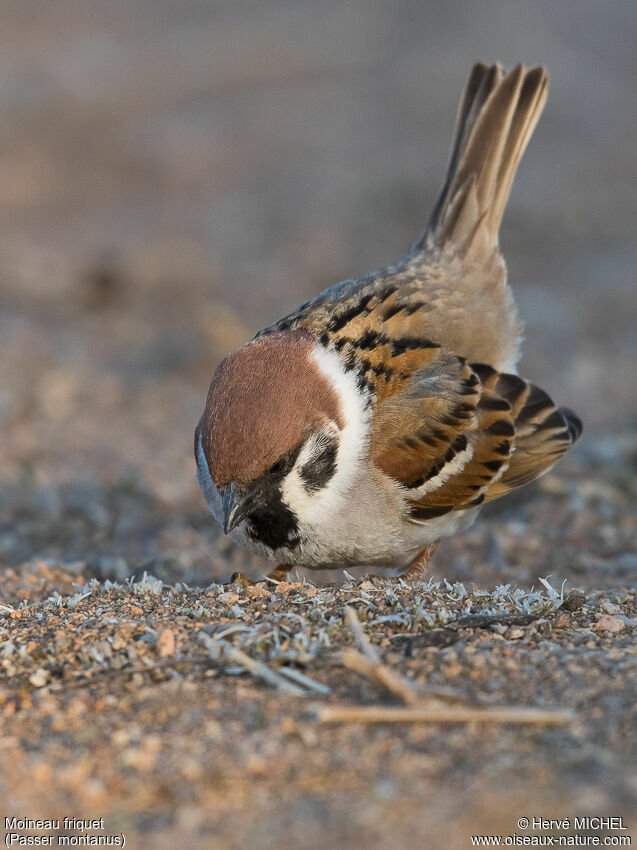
298, 439, 338, 494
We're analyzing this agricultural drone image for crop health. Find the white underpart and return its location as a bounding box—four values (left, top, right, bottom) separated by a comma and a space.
412, 444, 474, 497
281, 344, 371, 527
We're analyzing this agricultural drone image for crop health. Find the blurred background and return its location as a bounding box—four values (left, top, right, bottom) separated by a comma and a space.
1, 0, 636, 585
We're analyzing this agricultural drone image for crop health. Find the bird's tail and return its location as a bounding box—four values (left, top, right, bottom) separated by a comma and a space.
414, 62, 548, 263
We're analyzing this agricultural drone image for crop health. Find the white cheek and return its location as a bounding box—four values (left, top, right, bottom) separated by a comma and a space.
281, 467, 315, 517
280, 430, 336, 523
280, 344, 372, 528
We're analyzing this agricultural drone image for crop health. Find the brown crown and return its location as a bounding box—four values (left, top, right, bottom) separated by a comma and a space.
199, 332, 343, 487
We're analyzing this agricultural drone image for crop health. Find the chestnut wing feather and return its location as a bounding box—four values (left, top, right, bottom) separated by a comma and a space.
369, 354, 580, 518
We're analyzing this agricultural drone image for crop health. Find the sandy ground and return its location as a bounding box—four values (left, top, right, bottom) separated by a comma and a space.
1, 1, 636, 847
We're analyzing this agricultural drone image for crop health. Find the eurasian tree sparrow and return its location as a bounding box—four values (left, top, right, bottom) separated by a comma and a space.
195, 62, 581, 583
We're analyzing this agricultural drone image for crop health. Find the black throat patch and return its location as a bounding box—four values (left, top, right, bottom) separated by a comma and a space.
243, 448, 302, 551
242, 436, 337, 551
246, 481, 301, 551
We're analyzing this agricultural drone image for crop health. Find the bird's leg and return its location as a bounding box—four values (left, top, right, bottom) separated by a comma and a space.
230, 564, 292, 587
370, 542, 439, 586
266, 563, 293, 582
399, 542, 439, 583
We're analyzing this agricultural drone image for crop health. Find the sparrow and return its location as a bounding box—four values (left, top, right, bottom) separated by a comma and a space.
195, 62, 582, 584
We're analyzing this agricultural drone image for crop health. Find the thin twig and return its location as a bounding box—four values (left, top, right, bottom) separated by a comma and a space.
210, 624, 255, 641
342, 647, 465, 706
454, 612, 539, 629
220, 642, 305, 695
344, 608, 464, 704
278, 666, 331, 695
341, 647, 422, 706
46, 656, 214, 693
313, 704, 575, 726
345, 605, 380, 663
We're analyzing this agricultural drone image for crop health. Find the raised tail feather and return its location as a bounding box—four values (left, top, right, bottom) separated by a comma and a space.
414, 62, 548, 262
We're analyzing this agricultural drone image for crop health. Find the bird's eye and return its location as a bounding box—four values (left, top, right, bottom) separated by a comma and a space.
269, 458, 285, 475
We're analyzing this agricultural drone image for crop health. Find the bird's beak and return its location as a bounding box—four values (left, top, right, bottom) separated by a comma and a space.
222, 483, 264, 534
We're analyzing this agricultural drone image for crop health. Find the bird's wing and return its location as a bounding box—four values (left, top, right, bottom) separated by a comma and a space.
271, 274, 580, 516
369, 353, 581, 520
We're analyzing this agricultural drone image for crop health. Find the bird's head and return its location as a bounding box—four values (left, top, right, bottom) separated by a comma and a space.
194, 331, 369, 552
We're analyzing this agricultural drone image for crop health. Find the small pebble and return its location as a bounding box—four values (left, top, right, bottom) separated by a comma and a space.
29, 668, 49, 688
592, 614, 625, 634
156, 628, 176, 658
217, 592, 239, 605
